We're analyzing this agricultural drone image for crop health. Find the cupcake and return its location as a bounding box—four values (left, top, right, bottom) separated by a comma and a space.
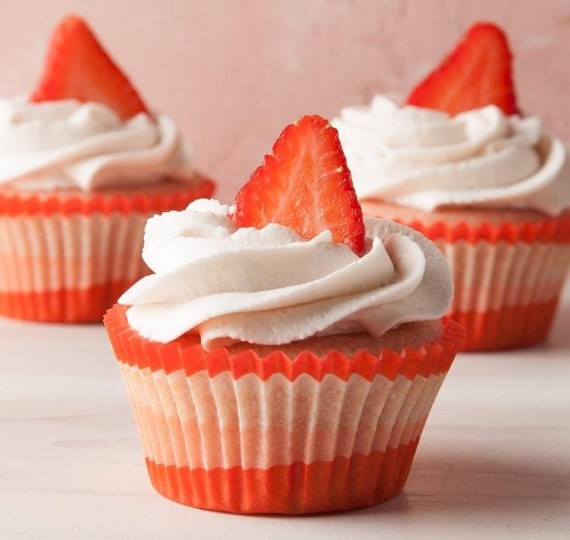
105, 115, 464, 514
333, 22, 570, 351
0, 16, 214, 322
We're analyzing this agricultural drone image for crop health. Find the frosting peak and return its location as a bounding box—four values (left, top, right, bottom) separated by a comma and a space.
0, 98, 194, 191
119, 200, 453, 349
332, 95, 570, 215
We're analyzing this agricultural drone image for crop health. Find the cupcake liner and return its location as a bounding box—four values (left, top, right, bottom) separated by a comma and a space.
402, 212, 570, 244
395, 217, 570, 351
450, 300, 559, 351
0, 179, 215, 217
104, 304, 464, 514
441, 239, 567, 350
0, 180, 215, 322
0, 282, 135, 323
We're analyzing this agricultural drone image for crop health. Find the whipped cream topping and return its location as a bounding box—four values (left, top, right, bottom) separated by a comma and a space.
119, 199, 453, 350
0, 98, 195, 191
332, 95, 570, 215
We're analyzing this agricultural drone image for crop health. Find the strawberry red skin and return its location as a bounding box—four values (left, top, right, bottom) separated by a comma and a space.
30, 15, 149, 121
406, 22, 518, 116
234, 115, 366, 256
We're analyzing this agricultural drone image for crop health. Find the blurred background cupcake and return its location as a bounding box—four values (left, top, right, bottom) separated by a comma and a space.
0, 16, 215, 322
333, 22, 570, 351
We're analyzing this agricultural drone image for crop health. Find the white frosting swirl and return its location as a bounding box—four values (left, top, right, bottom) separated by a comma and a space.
119, 199, 453, 350
0, 98, 195, 191
332, 95, 570, 215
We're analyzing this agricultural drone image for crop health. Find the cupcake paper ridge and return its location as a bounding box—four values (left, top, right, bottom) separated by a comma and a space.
0, 178, 215, 217
104, 304, 465, 383
389, 213, 570, 244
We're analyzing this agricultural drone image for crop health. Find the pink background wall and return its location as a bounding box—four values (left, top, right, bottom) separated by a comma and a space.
1, 0, 569, 201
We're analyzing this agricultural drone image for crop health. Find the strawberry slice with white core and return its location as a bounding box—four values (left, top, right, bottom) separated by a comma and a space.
233, 115, 366, 256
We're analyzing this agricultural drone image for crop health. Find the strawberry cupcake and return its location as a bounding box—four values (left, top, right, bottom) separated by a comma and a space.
105, 115, 464, 514
0, 16, 214, 322
333, 22, 570, 351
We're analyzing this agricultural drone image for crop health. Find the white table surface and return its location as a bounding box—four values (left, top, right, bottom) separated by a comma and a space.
1, 287, 569, 540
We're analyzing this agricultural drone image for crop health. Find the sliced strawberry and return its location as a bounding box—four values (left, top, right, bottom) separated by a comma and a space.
233, 115, 365, 256
406, 22, 518, 116
30, 15, 149, 121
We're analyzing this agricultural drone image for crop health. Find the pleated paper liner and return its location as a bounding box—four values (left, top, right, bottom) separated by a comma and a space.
0, 177, 215, 217
359, 201, 570, 244
0, 282, 132, 323
0, 178, 215, 323
361, 202, 570, 351
451, 300, 559, 351
104, 305, 464, 514
143, 444, 419, 514
397, 212, 570, 245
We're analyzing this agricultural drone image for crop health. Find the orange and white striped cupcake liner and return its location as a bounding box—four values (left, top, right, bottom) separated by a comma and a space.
0, 179, 214, 322
105, 304, 464, 514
